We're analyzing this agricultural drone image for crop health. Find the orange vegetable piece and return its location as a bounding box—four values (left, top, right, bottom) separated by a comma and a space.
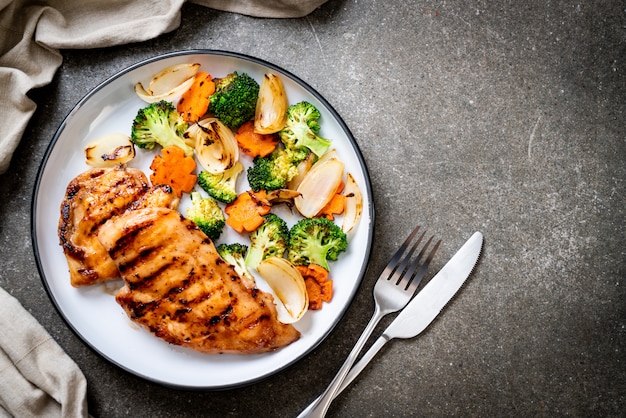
177, 71, 215, 123
319, 280, 333, 303
305, 278, 324, 310
224, 190, 272, 233
317, 181, 346, 220
149, 145, 197, 198
303, 263, 329, 282
297, 263, 332, 310
235, 120, 280, 157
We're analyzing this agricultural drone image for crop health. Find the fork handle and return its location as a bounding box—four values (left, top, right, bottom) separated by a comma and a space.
337, 335, 388, 394
297, 306, 385, 418
298, 335, 389, 416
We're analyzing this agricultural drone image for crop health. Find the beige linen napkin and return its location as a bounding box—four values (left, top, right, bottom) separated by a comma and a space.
0, 0, 327, 174
0, 287, 89, 417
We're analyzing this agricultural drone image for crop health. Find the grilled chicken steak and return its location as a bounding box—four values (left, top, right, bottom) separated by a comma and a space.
58, 166, 178, 287
97, 207, 301, 354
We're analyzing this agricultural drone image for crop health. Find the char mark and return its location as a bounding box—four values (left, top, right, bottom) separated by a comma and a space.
108, 218, 156, 258
126, 299, 159, 319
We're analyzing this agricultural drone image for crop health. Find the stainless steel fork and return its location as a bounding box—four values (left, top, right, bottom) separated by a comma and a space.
298, 225, 441, 418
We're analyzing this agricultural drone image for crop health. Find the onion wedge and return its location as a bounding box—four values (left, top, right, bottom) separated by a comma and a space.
84, 133, 135, 167
342, 172, 363, 233
148, 63, 200, 95
134, 63, 200, 103
254, 73, 288, 134
315, 147, 339, 166
187, 118, 239, 174
295, 157, 344, 218
257, 257, 308, 324
134, 77, 195, 103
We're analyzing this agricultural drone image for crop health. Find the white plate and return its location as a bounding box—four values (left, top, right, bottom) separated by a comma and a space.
31, 50, 374, 389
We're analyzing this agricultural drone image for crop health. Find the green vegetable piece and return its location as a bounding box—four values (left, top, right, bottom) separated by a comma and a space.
247, 147, 306, 192
287, 217, 348, 271
130, 100, 193, 156
245, 214, 289, 269
209, 72, 260, 130
197, 162, 244, 204
279, 101, 331, 158
185, 192, 226, 241
216, 243, 256, 286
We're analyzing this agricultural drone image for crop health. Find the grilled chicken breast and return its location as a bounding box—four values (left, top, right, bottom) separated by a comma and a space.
97, 207, 301, 354
58, 166, 178, 287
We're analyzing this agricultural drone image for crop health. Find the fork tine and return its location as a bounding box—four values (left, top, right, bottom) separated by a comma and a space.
404, 237, 441, 292
379, 225, 421, 279
394, 234, 433, 287
389, 230, 427, 285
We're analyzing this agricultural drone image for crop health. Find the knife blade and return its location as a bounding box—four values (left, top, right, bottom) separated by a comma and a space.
299, 231, 483, 415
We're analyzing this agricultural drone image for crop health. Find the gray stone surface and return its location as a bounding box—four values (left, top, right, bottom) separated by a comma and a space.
1, 1, 624, 416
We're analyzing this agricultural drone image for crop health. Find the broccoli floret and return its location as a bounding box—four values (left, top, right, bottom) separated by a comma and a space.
245, 214, 290, 269
247, 147, 306, 192
279, 101, 331, 158
197, 161, 244, 204
216, 243, 256, 286
131, 100, 193, 156
185, 192, 225, 241
287, 217, 348, 271
209, 72, 260, 130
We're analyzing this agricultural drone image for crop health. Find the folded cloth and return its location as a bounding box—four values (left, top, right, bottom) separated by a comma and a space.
193, 0, 326, 18
0, 287, 89, 417
0, 0, 328, 174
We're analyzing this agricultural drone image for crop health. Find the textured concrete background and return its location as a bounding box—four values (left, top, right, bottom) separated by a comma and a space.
1, 1, 624, 416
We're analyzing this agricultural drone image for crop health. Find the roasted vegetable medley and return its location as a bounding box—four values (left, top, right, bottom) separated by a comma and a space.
82, 62, 364, 323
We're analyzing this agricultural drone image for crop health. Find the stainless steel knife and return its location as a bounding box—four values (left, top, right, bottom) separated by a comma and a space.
299, 231, 483, 415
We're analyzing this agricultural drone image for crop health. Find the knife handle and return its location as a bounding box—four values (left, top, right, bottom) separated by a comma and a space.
338, 335, 389, 394
298, 336, 389, 416
299, 307, 385, 417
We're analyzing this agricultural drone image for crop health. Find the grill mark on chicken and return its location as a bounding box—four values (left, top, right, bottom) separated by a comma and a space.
58, 166, 179, 287
126, 299, 160, 319
129, 184, 178, 211
98, 207, 300, 354
107, 220, 158, 261
58, 167, 179, 287
58, 167, 149, 287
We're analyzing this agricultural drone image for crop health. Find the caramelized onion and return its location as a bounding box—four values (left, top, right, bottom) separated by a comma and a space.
257, 257, 308, 324
134, 63, 200, 103
254, 73, 288, 134
187, 118, 239, 174
342, 172, 363, 233
148, 63, 200, 95
295, 157, 344, 218
84, 133, 135, 167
